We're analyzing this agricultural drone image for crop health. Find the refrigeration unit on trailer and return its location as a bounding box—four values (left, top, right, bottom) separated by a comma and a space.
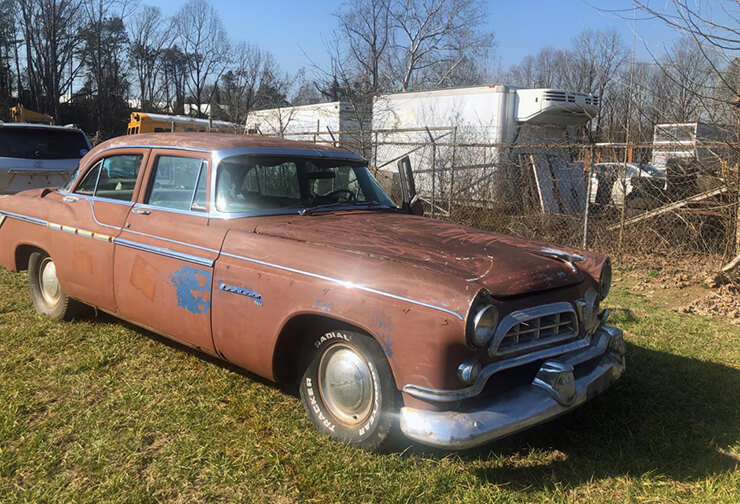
245, 101, 369, 150
372, 85, 599, 213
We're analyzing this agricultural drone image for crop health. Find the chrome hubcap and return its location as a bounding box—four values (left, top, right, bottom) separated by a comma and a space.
39, 257, 61, 306
318, 343, 374, 426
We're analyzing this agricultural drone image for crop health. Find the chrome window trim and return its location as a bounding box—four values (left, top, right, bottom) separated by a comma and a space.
132, 202, 209, 218
60, 190, 135, 208
97, 144, 211, 155
209, 147, 367, 219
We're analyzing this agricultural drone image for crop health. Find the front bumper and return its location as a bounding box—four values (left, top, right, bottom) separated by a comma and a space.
400, 325, 625, 450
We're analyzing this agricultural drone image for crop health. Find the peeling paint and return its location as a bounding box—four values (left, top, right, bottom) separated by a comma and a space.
169, 265, 211, 314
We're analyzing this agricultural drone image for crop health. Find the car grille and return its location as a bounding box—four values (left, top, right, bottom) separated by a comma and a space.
488, 302, 579, 358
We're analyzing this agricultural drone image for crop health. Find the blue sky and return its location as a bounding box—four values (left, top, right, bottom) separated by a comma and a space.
152, 0, 681, 77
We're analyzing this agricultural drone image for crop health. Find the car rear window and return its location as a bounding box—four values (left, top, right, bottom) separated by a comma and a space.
0, 128, 89, 159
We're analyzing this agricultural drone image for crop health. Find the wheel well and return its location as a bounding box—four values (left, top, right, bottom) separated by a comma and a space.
15, 245, 45, 271
272, 314, 373, 387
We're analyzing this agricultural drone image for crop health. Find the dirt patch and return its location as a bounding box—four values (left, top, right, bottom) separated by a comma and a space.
678, 285, 740, 324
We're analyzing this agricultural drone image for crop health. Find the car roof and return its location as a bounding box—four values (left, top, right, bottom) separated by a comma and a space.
0, 122, 85, 133
92, 132, 359, 158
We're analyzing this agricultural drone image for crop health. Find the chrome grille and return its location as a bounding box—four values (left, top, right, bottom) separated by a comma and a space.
488, 302, 579, 357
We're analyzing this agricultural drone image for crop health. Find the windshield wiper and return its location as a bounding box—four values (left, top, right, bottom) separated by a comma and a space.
299, 201, 389, 216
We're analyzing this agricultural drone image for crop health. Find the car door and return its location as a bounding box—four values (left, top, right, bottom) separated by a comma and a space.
52, 149, 149, 312
113, 149, 227, 354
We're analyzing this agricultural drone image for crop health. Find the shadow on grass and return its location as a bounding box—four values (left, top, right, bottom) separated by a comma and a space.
89, 311, 739, 488
410, 342, 739, 488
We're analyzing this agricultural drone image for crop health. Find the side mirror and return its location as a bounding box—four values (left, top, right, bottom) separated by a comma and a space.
409, 195, 424, 216
397, 156, 422, 215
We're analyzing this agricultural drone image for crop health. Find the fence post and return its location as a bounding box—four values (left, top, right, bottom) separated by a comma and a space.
582, 144, 594, 249
425, 127, 436, 218
449, 126, 457, 216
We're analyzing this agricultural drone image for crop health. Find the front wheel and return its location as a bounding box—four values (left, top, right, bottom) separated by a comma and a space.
28, 251, 83, 320
299, 329, 399, 450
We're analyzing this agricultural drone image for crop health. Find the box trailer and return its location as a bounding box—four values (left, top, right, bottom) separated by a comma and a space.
372, 85, 599, 214
651, 122, 737, 176
245, 101, 369, 152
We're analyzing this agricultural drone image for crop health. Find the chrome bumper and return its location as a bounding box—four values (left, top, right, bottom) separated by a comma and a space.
400, 326, 625, 450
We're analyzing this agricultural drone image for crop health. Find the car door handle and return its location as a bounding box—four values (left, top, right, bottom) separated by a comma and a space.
132, 207, 151, 215
62, 195, 78, 203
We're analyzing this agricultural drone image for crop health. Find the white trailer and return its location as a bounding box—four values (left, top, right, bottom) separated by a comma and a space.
651, 122, 737, 176
245, 101, 369, 150
372, 85, 599, 213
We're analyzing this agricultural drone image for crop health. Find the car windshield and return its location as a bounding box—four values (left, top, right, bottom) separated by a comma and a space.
215, 155, 395, 214
0, 128, 89, 159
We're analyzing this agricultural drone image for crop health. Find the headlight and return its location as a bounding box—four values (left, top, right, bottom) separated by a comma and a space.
598, 258, 612, 299
470, 303, 499, 347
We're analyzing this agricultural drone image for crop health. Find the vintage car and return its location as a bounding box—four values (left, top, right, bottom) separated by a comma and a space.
0, 133, 625, 450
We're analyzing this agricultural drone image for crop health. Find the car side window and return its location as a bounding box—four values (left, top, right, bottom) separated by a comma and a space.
95, 155, 143, 201
74, 154, 143, 201
147, 156, 207, 212
75, 161, 101, 196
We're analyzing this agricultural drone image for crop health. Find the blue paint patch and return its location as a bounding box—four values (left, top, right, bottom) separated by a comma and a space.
381, 334, 393, 359
372, 312, 394, 358
219, 281, 263, 306
169, 265, 212, 314
312, 299, 333, 312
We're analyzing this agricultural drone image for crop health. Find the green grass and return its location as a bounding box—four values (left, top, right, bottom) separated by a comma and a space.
0, 267, 738, 503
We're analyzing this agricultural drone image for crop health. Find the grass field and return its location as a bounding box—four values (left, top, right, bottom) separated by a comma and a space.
0, 266, 738, 503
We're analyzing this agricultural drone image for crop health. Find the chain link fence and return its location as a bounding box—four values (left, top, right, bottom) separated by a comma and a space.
270, 126, 740, 266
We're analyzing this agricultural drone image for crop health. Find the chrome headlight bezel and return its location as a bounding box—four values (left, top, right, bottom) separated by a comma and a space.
598, 258, 612, 300
467, 293, 499, 348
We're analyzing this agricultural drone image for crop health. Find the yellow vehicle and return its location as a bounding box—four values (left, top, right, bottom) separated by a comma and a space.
9, 104, 55, 125
126, 112, 242, 135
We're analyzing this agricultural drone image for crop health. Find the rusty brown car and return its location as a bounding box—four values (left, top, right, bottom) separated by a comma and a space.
0, 133, 625, 450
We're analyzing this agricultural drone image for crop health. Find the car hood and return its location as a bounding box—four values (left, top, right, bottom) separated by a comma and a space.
253, 212, 595, 297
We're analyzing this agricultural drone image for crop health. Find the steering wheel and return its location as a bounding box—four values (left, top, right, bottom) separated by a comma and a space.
324, 189, 356, 202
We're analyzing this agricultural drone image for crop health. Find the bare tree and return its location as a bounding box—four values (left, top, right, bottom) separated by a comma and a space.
173, 0, 229, 118
388, 0, 494, 91
17, 0, 85, 119
334, 0, 391, 94
128, 5, 172, 112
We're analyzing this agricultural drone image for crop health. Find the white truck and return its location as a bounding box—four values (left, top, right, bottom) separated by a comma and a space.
245, 101, 369, 152
372, 85, 599, 213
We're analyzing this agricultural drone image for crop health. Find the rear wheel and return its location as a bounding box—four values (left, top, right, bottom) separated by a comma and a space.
299, 329, 399, 450
28, 252, 83, 320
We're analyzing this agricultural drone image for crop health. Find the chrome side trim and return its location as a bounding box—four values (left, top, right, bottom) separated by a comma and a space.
0, 209, 47, 226
0, 214, 6, 228
402, 327, 612, 403
114, 237, 214, 267
121, 228, 220, 253
221, 251, 464, 320
1, 207, 458, 319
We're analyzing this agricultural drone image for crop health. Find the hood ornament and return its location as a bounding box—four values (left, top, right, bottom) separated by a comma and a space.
528, 247, 586, 273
